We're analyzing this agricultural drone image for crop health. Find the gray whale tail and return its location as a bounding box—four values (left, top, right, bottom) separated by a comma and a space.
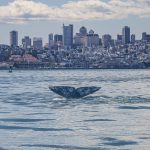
49, 86, 101, 98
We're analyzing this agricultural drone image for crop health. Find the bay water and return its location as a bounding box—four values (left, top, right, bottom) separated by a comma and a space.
0, 69, 150, 150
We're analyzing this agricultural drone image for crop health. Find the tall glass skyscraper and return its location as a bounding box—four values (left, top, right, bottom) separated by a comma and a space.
10, 30, 18, 47
122, 26, 130, 44
48, 33, 53, 48
63, 24, 73, 48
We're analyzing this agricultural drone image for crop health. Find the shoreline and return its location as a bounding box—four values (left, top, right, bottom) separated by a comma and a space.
0, 67, 149, 70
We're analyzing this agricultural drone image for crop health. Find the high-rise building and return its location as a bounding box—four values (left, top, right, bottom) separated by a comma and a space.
74, 33, 83, 46
54, 34, 63, 44
117, 34, 122, 41
10, 30, 18, 47
131, 34, 135, 43
22, 36, 31, 49
79, 26, 87, 36
115, 34, 122, 46
86, 30, 99, 47
142, 32, 147, 41
33, 37, 43, 50
122, 26, 130, 44
74, 26, 87, 47
142, 32, 150, 41
63, 24, 73, 48
102, 34, 112, 48
48, 34, 53, 49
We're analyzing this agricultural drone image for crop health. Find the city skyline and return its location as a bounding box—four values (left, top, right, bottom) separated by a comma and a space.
0, 0, 150, 44
2, 25, 150, 47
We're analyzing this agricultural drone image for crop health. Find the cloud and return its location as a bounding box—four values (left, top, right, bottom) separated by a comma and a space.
0, 0, 149, 24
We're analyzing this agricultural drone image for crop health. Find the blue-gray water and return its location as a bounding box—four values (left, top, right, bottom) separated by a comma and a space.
0, 69, 150, 150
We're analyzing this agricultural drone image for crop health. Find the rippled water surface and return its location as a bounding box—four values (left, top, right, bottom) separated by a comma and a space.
0, 69, 150, 150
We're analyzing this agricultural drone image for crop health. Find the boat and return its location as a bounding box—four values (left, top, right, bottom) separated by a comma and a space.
49, 86, 101, 98
9, 66, 13, 73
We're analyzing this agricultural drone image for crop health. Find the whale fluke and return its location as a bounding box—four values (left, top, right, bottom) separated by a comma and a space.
49, 86, 101, 98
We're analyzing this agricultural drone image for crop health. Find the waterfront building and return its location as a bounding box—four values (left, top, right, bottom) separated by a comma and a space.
102, 34, 112, 48
33, 37, 43, 50
122, 26, 130, 44
10, 30, 18, 47
63, 24, 73, 48
48, 34, 54, 49
22, 36, 31, 49
22, 54, 38, 63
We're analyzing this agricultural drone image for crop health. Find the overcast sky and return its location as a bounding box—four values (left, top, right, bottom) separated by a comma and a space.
0, 0, 150, 45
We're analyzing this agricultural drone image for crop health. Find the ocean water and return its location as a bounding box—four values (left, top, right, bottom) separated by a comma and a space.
0, 69, 150, 150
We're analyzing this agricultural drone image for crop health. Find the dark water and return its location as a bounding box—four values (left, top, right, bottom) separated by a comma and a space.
0, 69, 150, 150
